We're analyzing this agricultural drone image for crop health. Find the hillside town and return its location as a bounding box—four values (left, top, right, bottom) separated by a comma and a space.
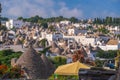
0, 17, 120, 80
0, 2, 120, 80
1, 18, 120, 52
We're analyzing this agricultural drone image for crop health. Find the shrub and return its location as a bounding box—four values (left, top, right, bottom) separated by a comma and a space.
0, 49, 13, 56
0, 50, 22, 67
51, 56, 66, 68
95, 59, 105, 67
49, 74, 78, 80
96, 50, 117, 59
0, 65, 8, 77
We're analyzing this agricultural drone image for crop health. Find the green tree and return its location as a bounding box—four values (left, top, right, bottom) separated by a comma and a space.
17, 17, 23, 20
97, 27, 109, 34
117, 34, 120, 39
0, 50, 22, 67
48, 25, 56, 32
40, 22, 48, 28
51, 56, 66, 68
39, 46, 51, 55
95, 59, 104, 67
93, 18, 102, 24
0, 25, 7, 31
96, 50, 117, 59
105, 16, 112, 25
39, 38, 48, 48
87, 26, 93, 30
69, 17, 78, 23
39, 39, 51, 55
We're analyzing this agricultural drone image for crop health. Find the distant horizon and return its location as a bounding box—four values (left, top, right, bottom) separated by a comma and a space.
1, 0, 120, 19
1, 15, 120, 20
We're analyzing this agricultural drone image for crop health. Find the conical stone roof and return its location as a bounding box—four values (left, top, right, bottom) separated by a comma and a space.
41, 54, 55, 78
33, 40, 40, 48
16, 46, 46, 79
62, 47, 72, 55
60, 40, 68, 49
51, 41, 58, 48
54, 48, 62, 54
80, 46, 88, 57
14, 37, 21, 45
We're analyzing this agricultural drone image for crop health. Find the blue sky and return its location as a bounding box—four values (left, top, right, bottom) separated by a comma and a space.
0, 0, 120, 19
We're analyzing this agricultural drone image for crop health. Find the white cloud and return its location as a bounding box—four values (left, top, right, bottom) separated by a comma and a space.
7, 7, 23, 17
35, 0, 54, 7
59, 7, 82, 18
58, 2, 83, 18
1, 0, 83, 18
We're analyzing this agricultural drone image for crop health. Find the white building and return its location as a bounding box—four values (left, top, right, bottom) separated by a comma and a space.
99, 39, 118, 51
8, 30, 15, 39
68, 28, 77, 35
73, 23, 80, 28
80, 24, 91, 29
106, 39, 118, 50
1, 21, 6, 26
41, 32, 63, 42
63, 35, 96, 46
41, 32, 46, 39
0, 36, 3, 42
60, 20, 71, 25
67, 27, 85, 36
6, 19, 24, 29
